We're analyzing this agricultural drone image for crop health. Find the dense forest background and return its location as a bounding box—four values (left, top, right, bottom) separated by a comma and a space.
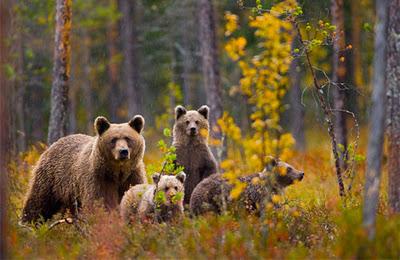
1, 0, 400, 258
4, 0, 375, 147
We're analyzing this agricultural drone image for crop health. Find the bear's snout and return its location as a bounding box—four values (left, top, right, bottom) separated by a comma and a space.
298, 172, 304, 181
119, 148, 129, 160
190, 127, 197, 135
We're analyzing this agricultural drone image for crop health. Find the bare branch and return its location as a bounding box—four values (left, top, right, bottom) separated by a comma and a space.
292, 19, 345, 197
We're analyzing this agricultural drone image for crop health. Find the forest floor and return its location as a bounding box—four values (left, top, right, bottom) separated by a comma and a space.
6, 128, 400, 259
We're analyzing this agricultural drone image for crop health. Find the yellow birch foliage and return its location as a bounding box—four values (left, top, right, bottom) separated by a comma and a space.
220, 1, 297, 198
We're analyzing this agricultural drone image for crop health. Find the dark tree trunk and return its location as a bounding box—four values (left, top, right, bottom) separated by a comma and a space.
171, 49, 180, 126
68, 81, 77, 133
289, 49, 305, 151
363, 0, 388, 239
15, 31, 26, 151
0, 0, 11, 257
120, 0, 142, 117
29, 80, 46, 142
107, 18, 120, 122
387, 0, 400, 213
331, 0, 348, 169
9, 26, 26, 153
350, 0, 363, 90
48, 0, 72, 144
181, 10, 194, 107
82, 34, 94, 133
198, 0, 222, 140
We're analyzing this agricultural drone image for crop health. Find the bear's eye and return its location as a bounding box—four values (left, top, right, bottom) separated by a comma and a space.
124, 137, 133, 144
185, 120, 190, 125
195, 120, 199, 124
111, 138, 118, 144
287, 167, 292, 173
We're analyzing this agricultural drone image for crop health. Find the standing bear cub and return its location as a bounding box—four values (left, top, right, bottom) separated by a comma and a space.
173, 105, 218, 204
190, 157, 304, 216
21, 116, 147, 223
120, 172, 186, 223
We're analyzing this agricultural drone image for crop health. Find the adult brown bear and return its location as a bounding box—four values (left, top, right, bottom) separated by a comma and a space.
21, 116, 147, 223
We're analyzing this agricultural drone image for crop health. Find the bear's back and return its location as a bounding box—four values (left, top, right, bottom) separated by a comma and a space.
39, 134, 94, 173
120, 184, 153, 222
190, 173, 230, 215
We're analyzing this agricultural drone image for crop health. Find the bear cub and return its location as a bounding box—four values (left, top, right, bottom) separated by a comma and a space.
120, 172, 186, 223
21, 116, 147, 223
190, 157, 304, 216
173, 105, 218, 204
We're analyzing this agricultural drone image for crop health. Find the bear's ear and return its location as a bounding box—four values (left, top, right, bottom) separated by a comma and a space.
94, 116, 110, 136
265, 156, 278, 171
175, 105, 187, 120
176, 171, 186, 184
152, 173, 161, 184
197, 105, 209, 119
129, 115, 145, 133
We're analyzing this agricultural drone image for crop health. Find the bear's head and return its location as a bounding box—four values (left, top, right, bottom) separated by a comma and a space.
153, 172, 186, 206
173, 105, 210, 143
261, 156, 304, 188
94, 115, 145, 164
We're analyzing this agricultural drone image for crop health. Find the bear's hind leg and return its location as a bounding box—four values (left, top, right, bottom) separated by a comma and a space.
21, 179, 58, 223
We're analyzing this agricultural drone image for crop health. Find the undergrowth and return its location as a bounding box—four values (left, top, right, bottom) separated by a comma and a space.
6, 130, 400, 259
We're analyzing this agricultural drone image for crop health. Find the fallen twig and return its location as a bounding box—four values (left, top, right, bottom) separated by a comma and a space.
48, 217, 75, 230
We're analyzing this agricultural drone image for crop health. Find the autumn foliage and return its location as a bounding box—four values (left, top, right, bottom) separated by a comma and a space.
4, 0, 400, 259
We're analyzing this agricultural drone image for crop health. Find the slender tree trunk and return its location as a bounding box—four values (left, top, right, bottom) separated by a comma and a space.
331, 0, 348, 169
120, 0, 142, 117
289, 41, 305, 151
0, 0, 11, 257
30, 80, 46, 142
182, 42, 194, 107
363, 0, 388, 239
350, 0, 363, 89
82, 34, 94, 132
68, 82, 77, 133
171, 49, 180, 126
198, 0, 222, 140
107, 18, 120, 122
181, 6, 194, 107
387, 0, 400, 213
48, 0, 72, 144
15, 31, 26, 151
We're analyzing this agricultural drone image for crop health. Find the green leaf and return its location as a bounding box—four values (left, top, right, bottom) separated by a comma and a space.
363, 22, 372, 32
157, 140, 166, 149
171, 191, 184, 204
4, 64, 16, 80
163, 128, 171, 137
155, 190, 166, 205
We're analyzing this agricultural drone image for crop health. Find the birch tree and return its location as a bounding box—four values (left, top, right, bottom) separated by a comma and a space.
48, 0, 72, 144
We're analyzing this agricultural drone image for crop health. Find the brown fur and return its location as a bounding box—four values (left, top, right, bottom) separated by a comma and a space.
120, 172, 186, 223
190, 158, 304, 216
173, 105, 218, 204
21, 116, 147, 223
